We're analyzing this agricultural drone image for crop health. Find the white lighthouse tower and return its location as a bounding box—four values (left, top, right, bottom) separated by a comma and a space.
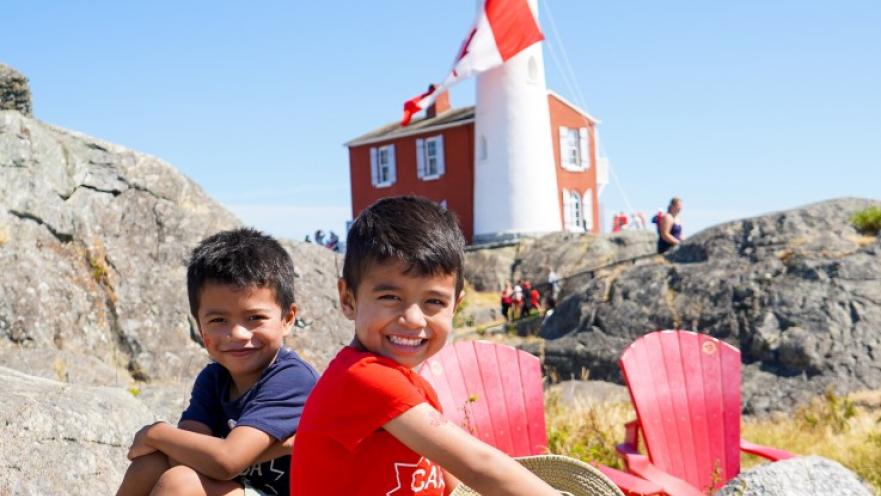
472, 0, 561, 244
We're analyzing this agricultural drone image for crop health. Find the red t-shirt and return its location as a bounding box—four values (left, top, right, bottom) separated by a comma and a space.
291, 347, 447, 496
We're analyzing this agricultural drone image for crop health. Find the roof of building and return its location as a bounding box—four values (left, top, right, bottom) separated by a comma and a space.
547, 90, 600, 124
344, 106, 475, 147
344, 90, 599, 148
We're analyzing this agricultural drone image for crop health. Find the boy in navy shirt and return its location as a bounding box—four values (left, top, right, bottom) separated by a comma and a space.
117, 228, 318, 496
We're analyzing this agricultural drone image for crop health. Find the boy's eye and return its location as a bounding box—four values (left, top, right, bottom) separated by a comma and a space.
378, 294, 400, 301
248, 315, 268, 321
426, 299, 447, 306
208, 317, 226, 324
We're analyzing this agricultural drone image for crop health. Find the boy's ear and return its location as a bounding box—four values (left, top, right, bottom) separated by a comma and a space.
283, 303, 298, 328
454, 289, 466, 310
337, 278, 357, 321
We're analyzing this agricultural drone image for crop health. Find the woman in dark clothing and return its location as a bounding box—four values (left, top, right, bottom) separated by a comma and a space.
657, 197, 684, 253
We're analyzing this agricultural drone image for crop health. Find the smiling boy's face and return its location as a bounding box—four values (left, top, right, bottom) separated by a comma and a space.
197, 282, 296, 394
339, 259, 462, 369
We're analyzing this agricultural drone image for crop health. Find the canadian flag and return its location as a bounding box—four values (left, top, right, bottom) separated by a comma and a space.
401, 0, 544, 126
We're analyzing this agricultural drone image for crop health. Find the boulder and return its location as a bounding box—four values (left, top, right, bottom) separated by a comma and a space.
0, 107, 350, 388
0, 366, 155, 495
717, 456, 872, 496
464, 244, 518, 292
537, 198, 881, 412
464, 230, 657, 296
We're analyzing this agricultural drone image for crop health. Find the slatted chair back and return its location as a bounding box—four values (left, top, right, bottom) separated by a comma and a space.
619, 330, 742, 492
418, 340, 547, 457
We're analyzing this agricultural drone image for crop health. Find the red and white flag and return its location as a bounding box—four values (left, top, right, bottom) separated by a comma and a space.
401, 0, 544, 126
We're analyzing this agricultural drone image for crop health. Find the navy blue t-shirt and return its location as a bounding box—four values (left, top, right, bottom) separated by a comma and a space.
180, 347, 318, 495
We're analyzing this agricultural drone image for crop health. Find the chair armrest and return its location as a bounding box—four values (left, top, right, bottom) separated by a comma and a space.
593, 463, 665, 496
615, 443, 704, 496
740, 439, 795, 461
623, 419, 640, 451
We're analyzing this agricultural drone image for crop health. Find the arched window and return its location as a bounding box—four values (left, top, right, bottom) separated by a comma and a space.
562, 189, 583, 231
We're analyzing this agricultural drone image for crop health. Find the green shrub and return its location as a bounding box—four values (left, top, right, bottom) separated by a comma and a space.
851, 206, 881, 235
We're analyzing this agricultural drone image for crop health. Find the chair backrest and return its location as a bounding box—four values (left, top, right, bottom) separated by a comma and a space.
620, 330, 741, 492
418, 340, 547, 457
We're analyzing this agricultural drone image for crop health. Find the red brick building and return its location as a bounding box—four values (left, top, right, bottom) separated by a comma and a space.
345, 90, 606, 243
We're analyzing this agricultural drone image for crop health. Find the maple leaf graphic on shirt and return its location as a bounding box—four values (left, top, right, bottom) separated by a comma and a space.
386, 457, 445, 495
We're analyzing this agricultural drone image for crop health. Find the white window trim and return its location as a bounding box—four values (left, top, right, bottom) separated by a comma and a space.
559, 126, 589, 172
371, 144, 396, 188
563, 189, 584, 232
417, 135, 445, 181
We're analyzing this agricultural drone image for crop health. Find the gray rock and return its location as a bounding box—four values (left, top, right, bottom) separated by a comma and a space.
0, 108, 350, 388
547, 380, 629, 408
0, 366, 155, 495
0, 64, 31, 115
464, 230, 657, 297
282, 240, 351, 371
537, 198, 881, 412
0, 108, 239, 383
464, 244, 518, 292
717, 456, 872, 496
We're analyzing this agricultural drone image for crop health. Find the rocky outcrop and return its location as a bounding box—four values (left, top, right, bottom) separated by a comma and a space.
0, 69, 353, 491
464, 230, 656, 294
717, 456, 872, 496
0, 366, 155, 495
0, 64, 31, 115
533, 198, 881, 412
0, 107, 349, 386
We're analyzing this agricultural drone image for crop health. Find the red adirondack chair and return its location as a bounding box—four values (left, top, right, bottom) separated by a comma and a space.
617, 330, 795, 495
419, 340, 665, 496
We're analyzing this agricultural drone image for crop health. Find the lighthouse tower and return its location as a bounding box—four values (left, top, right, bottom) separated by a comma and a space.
472, 0, 560, 244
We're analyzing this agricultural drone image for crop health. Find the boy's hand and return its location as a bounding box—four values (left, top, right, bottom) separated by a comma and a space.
127, 421, 167, 460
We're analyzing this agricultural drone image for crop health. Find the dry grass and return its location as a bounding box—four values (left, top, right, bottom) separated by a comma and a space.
545, 391, 633, 469
741, 390, 881, 493
544, 389, 881, 493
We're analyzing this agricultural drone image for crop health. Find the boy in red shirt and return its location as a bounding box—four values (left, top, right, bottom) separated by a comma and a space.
291, 196, 556, 495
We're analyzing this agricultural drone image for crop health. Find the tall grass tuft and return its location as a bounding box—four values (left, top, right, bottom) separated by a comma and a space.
545, 392, 632, 469
851, 206, 881, 235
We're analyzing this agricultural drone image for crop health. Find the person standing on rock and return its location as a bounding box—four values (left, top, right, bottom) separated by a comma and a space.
656, 196, 684, 254
117, 228, 319, 496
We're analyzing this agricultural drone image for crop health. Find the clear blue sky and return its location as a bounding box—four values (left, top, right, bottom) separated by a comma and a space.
4, 1, 880, 240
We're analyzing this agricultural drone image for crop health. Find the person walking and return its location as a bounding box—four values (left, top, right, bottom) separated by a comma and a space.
656, 197, 684, 253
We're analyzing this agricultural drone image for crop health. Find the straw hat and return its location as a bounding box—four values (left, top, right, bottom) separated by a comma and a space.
450, 455, 624, 496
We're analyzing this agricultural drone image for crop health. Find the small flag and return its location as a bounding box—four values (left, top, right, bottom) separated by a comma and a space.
401, 0, 544, 126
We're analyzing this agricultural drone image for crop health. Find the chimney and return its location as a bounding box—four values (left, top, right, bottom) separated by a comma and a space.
426, 85, 450, 119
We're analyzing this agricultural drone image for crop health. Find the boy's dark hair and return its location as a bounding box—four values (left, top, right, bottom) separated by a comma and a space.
187, 227, 295, 318
344, 196, 465, 295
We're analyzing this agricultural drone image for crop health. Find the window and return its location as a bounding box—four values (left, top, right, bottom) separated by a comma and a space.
370, 144, 396, 188
416, 135, 445, 181
527, 56, 538, 83
563, 189, 584, 232
558, 126, 589, 171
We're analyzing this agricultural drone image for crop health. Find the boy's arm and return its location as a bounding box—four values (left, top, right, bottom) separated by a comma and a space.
384, 403, 558, 496
253, 434, 295, 464
128, 421, 275, 480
